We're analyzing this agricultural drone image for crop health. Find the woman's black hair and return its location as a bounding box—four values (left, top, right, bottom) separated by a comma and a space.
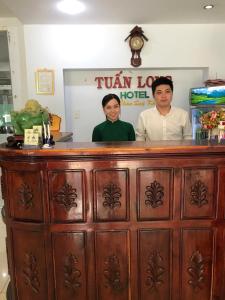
102, 94, 120, 107
152, 77, 173, 95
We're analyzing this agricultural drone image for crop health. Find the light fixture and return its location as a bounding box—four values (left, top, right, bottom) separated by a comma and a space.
203, 4, 214, 10
57, 0, 85, 15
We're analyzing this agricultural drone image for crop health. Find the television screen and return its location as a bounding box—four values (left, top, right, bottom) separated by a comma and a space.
190, 85, 225, 106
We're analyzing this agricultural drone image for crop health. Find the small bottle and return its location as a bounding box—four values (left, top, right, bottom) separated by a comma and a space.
195, 128, 202, 142
218, 121, 225, 142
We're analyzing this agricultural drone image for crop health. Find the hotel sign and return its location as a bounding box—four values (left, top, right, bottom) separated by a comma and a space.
94, 71, 172, 106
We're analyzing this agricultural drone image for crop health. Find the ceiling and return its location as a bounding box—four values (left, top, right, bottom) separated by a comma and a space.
0, 0, 225, 24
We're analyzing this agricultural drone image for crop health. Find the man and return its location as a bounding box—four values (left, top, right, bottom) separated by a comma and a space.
136, 77, 192, 141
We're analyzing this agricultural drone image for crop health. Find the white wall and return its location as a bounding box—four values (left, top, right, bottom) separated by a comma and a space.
22, 24, 225, 131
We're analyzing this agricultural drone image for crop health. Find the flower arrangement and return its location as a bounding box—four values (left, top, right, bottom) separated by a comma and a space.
199, 109, 225, 129
11, 99, 49, 135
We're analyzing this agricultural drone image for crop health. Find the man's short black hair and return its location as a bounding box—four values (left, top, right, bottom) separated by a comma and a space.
102, 94, 120, 107
152, 77, 173, 95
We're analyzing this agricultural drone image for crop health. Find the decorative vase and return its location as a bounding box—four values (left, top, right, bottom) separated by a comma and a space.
207, 129, 212, 141
208, 128, 218, 141
218, 122, 225, 142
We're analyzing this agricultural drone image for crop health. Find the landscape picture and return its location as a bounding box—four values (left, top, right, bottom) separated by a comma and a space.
190, 85, 225, 105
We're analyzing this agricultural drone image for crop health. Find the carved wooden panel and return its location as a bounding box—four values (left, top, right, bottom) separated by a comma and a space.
95, 230, 130, 300
23, 252, 40, 294
182, 168, 217, 219
137, 168, 173, 220
52, 232, 87, 300
181, 228, 213, 300
93, 169, 129, 221
8, 170, 44, 221
2, 148, 225, 300
48, 170, 86, 223
138, 229, 171, 300
11, 228, 48, 300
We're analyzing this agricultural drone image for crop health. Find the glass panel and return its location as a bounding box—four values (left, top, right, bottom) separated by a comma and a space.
0, 31, 13, 133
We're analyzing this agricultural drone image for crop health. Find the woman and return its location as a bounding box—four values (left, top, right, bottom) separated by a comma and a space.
92, 94, 135, 142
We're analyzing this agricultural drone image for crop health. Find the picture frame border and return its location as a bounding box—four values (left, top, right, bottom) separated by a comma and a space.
35, 68, 55, 95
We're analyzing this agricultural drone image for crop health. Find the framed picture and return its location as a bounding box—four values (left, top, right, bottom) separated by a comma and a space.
35, 69, 54, 95
190, 85, 225, 106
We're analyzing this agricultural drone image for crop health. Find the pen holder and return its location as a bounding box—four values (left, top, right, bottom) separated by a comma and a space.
42, 134, 55, 147
42, 122, 55, 147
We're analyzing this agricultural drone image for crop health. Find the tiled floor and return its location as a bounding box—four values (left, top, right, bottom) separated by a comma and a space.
0, 209, 9, 300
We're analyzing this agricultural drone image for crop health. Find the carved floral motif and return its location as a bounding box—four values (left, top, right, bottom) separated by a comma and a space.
145, 180, 164, 208
146, 250, 165, 293
18, 183, 34, 209
22, 252, 40, 294
64, 253, 81, 292
1, 175, 6, 200
54, 182, 78, 211
187, 250, 207, 291
104, 254, 122, 291
102, 183, 122, 209
190, 180, 208, 207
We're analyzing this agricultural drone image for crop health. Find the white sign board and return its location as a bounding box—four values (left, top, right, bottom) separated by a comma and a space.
64, 68, 205, 142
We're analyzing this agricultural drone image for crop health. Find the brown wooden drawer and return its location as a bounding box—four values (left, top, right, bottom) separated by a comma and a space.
7, 165, 44, 222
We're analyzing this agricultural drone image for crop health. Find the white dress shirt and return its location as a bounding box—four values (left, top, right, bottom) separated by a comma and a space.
136, 106, 192, 141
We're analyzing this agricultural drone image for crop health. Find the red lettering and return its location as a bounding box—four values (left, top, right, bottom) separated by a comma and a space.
146, 76, 155, 88
104, 77, 113, 89
137, 76, 146, 88
113, 76, 123, 88
123, 76, 132, 88
94, 77, 104, 89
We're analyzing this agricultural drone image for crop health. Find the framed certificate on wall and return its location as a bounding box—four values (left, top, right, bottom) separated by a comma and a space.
35, 69, 54, 95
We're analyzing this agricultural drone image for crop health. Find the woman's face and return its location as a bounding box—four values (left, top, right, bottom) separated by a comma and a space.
103, 98, 120, 122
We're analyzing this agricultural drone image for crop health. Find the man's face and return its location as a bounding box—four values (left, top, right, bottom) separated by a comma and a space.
153, 84, 173, 109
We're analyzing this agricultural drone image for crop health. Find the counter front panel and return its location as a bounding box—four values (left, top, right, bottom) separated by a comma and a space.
0, 141, 224, 300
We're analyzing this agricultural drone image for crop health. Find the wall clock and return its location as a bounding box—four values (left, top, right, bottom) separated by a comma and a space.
125, 26, 148, 67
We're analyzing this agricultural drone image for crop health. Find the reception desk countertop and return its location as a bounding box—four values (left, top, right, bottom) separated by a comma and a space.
0, 139, 225, 158
52, 131, 73, 142
0, 140, 224, 300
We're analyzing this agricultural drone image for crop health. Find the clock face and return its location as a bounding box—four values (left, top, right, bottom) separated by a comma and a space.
130, 36, 144, 51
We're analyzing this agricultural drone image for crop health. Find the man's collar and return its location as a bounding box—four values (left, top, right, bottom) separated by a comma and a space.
155, 105, 173, 116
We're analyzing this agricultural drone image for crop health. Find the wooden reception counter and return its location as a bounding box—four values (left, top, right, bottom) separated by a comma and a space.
0, 140, 225, 300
